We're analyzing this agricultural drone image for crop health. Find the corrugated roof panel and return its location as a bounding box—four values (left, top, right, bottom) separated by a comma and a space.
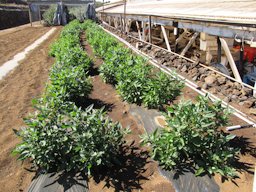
98, 0, 256, 25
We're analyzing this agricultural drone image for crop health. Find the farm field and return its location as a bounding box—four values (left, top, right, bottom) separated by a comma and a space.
0, 24, 51, 66
0, 25, 61, 192
0, 20, 255, 192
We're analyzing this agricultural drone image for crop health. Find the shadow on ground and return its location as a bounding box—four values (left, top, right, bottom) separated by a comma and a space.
27, 142, 150, 192
91, 141, 150, 191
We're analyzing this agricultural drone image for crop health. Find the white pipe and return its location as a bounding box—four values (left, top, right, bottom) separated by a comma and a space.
100, 26, 256, 125
226, 124, 255, 131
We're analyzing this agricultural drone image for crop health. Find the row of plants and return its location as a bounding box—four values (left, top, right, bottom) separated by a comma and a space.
13, 20, 127, 173
82, 20, 184, 109
82, 20, 240, 178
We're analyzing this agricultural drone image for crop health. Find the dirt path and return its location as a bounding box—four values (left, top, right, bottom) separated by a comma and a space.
0, 25, 51, 66
0, 27, 61, 192
82, 38, 175, 192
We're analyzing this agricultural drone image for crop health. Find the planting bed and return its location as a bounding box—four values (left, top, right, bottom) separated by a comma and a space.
0, 25, 51, 66
2, 20, 255, 192
0, 27, 61, 192
82, 36, 175, 192
103, 24, 256, 121
91, 23, 256, 192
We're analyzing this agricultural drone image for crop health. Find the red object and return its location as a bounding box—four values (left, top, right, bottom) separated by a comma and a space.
234, 45, 256, 63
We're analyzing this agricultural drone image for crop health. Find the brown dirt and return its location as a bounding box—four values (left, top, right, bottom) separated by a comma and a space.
97, 27, 256, 192
0, 27, 61, 192
83, 39, 175, 192
0, 25, 51, 66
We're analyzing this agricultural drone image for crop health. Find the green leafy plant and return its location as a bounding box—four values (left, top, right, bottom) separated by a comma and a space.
116, 63, 152, 104
83, 20, 184, 108
142, 71, 184, 108
13, 104, 127, 173
48, 64, 92, 101
141, 96, 239, 178
13, 21, 128, 174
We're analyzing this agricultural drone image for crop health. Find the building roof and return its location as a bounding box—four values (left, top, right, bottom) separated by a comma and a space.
27, 0, 93, 5
97, 0, 256, 25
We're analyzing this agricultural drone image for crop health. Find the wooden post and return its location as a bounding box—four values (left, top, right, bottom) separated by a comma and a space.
108, 16, 111, 26
142, 21, 146, 41
180, 32, 199, 56
120, 14, 123, 32
148, 15, 152, 44
38, 6, 41, 24
136, 21, 142, 40
161, 25, 171, 51
28, 4, 32, 27
220, 38, 242, 83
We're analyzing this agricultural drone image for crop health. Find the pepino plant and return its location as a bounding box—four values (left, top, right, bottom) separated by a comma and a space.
141, 96, 239, 178
48, 64, 93, 102
13, 104, 127, 173
142, 71, 184, 109
84, 20, 184, 108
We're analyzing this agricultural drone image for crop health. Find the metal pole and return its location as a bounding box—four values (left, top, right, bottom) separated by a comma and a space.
239, 41, 244, 78
38, 6, 41, 24
123, 0, 126, 32
102, 0, 104, 22
217, 37, 221, 63
28, 4, 32, 27
148, 15, 152, 44
174, 21, 179, 53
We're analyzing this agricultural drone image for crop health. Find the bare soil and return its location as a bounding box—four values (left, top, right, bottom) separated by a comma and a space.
0, 27, 61, 192
92, 27, 256, 192
0, 23, 254, 192
82, 38, 175, 192
0, 25, 51, 66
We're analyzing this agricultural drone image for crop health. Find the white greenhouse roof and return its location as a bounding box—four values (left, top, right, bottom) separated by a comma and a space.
97, 0, 256, 25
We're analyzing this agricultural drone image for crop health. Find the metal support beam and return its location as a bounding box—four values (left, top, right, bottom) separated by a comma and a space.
239, 41, 244, 78
123, 0, 127, 32
217, 37, 221, 63
28, 4, 32, 26
161, 25, 171, 51
173, 21, 179, 53
219, 38, 242, 83
181, 32, 199, 56
38, 6, 41, 24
